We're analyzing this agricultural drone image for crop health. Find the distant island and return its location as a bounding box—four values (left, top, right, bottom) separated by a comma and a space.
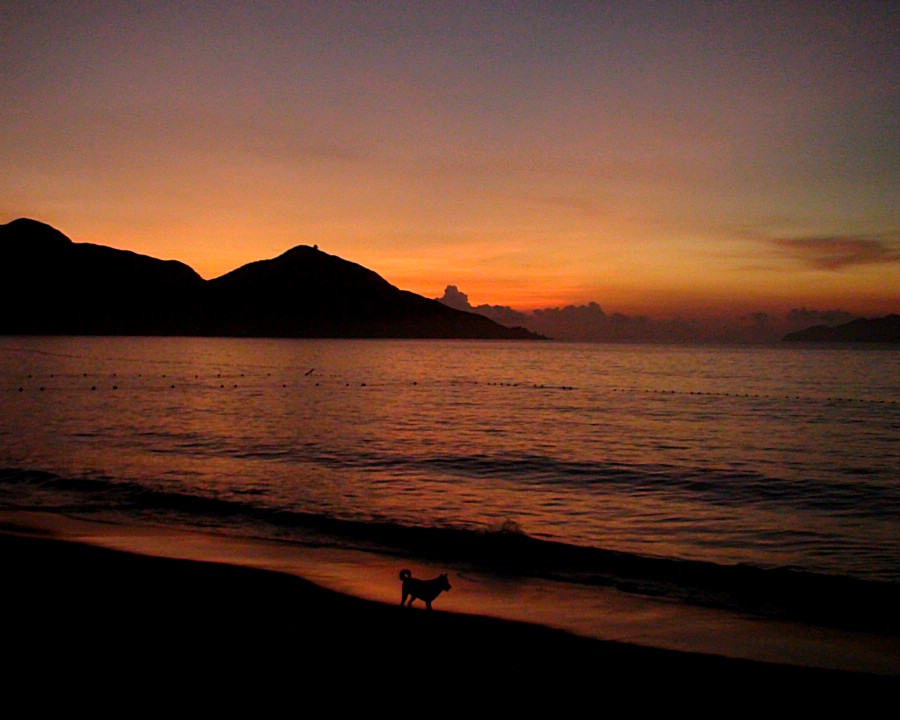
783, 314, 900, 343
0, 219, 541, 340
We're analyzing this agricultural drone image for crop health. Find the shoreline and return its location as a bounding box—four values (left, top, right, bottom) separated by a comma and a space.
3, 511, 897, 690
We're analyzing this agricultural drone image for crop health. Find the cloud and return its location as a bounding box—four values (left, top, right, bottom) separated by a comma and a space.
532, 302, 605, 322
437, 288, 872, 343
437, 286, 703, 342
437, 285, 472, 311
742, 312, 771, 325
786, 307, 856, 326
767, 235, 900, 270
436, 286, 529, 327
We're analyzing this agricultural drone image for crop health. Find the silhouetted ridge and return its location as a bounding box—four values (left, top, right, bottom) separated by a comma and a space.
0, 219, 541, 339
1, 218, 204, 335
203, 244, 537, 338
783, 314, 900, 343
2, 218, 73, 252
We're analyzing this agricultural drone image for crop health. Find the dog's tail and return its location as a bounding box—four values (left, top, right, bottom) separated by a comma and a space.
399, 569, 412, 581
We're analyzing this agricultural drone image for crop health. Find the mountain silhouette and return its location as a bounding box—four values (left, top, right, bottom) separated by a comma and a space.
783, 314, 900, 343
1, 219, 204, 335
0, 219, 541, 339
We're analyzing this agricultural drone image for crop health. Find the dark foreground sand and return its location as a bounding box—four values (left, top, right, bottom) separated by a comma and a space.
5, 530, 895, 701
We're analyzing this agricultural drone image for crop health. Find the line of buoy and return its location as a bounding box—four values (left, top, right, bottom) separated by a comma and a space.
5, 375, 897, 406
611, 387, 898, 405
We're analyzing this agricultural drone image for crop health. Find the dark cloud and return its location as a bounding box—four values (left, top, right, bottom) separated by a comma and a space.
532, 302, 605, 321
437, 288, 877, 344
476, 304, 530, 328
438, 287, 702, 342
768, 235, 900, 270
436, 286, 529, 327
743, 312, 771, 325
786, 307, 857, 326
529, 306, 706, 343
437, 285, 472, 312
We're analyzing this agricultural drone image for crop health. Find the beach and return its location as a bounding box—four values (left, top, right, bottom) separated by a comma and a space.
3, 338, 898, 698
4, 512, 894, 698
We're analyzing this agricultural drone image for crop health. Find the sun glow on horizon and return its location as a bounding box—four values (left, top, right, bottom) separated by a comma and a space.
2, 3, 897, 330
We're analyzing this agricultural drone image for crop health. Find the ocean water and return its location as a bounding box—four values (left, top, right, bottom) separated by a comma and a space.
1, 337, 898, 635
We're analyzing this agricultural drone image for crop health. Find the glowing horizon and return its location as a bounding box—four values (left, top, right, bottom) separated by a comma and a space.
2, 2, 897, 323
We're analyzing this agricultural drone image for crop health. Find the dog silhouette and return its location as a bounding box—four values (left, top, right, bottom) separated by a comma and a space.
399, 569, 451, 610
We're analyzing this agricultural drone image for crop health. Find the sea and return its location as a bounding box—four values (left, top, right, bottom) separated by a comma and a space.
2, 336, 898, 670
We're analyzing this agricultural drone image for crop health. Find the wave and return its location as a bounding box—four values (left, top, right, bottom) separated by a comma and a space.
400, 453, 900, 515
127, 436, 900, 518
164, 439, 899, 519
2, 466, 897, 637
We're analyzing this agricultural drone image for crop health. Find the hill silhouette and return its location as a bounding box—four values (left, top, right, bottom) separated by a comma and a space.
0, 219, 540, 340
1, 219, 204, 335
783, 314, 900, 343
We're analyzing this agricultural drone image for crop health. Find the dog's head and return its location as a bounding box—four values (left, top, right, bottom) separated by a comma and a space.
440, 573, 451, 592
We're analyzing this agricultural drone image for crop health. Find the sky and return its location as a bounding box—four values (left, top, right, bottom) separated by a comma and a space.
2, 1, 898, 333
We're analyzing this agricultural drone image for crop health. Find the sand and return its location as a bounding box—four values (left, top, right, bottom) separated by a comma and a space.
3, 513, 895, 700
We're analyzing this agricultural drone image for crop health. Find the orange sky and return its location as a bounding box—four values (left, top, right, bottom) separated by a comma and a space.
2, 2, 897, 321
